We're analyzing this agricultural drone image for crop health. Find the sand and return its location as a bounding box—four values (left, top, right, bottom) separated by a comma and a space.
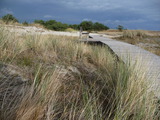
2, 25, 80, 37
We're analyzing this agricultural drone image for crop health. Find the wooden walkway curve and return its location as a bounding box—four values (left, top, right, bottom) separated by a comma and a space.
84, 34, 160, 97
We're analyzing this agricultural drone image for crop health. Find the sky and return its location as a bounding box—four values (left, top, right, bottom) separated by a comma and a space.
0, 0, 160, 30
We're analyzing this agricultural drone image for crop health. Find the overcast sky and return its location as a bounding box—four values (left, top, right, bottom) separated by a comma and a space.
0, 0, 160, 30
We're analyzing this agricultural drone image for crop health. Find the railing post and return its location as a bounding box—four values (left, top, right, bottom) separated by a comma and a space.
79, 26, 83, 39
87, 33, 89, 41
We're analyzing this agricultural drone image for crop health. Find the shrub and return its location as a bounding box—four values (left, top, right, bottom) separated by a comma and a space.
65, 28, 76, 32
22, 21, 29, 26
117, 25, 124, 31
123, 30, 147, 39
34, 20, 45, 25
1, 14, 19, 24
69, 24, 79, 30
93, 22, 109, 31
34, 20, 69, 31
45, 21, 68, 31
45, 20, 56, 26
79, 21, 109, 31
33, 19, 109, 31
79, 21, 93, 31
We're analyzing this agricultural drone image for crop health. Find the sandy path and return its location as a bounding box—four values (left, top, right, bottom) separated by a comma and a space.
2, 25, 80, 37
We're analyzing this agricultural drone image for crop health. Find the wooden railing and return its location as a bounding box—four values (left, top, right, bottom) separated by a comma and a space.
79, 27, 89, 40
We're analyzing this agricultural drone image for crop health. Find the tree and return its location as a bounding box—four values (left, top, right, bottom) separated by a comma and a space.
44, 20, 68, 31
2, 14, 19, 24
34, 19, 68, 31
34, 20, 45, 25
69, 24, 79, 30
117, 25, 124, 31
22, 21, 28, 26
93, 22, 109, 31
79, 21, 109, 31
79, 21, 93, 31
32, 19, 109, 32
45, 20, 57, 26
45, 20, 57, 29
48, 22, 68, 31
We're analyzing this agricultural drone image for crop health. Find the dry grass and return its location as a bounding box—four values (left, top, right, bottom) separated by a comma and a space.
101, 29, 120, 32
115, 30, 160, 56
65, 28, 77, 32
98, 29, 123, 37
0, 19, 45, 29
0, 25, 159, 120
122, 30, 147, 39
29, 23, 46, 29
0, 19, 22, 26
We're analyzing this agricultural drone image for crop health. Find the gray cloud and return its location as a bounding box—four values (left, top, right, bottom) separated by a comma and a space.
4, 0, 158, 11
0, 8, 13, 15
1, 0, 159, 30
3, 0, 159, 15
59, 0, 120, 11
44, 15, 52, 18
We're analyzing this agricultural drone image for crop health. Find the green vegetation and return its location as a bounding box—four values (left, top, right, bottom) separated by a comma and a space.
65, 28, 76, 32
0, 25, 159, 120
22, 21, 29, 26
34, 19, 45, 25
79, 21, 109, 31
34, 19, 109, 31
79, 21, 93, 31
93, 22, 109, 31
69, 24, 79, 30
34, 19, 68, 31
122, 30, 147, 39
1, 14, 19, 24
115, 30, 160, 56
117, 25, 124, 31
0, 14, 109, 31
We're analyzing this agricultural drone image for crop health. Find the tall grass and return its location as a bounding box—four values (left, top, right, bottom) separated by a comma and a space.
116, 30, 160, 56
122, 30, 147, 39
0, 25, 159, 120
117, 30, 147, 45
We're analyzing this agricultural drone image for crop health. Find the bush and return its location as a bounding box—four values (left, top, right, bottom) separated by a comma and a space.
117, 25, 124, 31
33, 19, 109, 31
79, 21, 109, 31
79, 21, 93, 31
93, 22, 109, 31
65, 28, 76, 32
122, 30, 147, 39
45, 20, 56, 26
34, 20, 69, 31
2, 14, 19, 24
45, 21, 68, 31
69, 24, 79, 30
34, 20, 45, 25
22, 21, 29, 26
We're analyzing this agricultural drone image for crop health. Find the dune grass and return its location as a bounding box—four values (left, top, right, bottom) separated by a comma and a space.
122, 30, 147, 39
115, 30, 160, 56
116, 30, 147, 45
0, 25, 159, 120
65, 28, 77, 32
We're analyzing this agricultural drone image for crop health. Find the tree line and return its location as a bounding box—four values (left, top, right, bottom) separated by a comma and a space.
0, 14, 127, 31
1, 14, 110, 31
34, 19, 109, 31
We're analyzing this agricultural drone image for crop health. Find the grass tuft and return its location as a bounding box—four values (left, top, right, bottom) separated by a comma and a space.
0, 25, 159, 120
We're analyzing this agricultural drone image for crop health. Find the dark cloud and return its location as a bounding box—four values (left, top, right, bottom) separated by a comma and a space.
0, 0, 159, 30
0, 8, 13, 15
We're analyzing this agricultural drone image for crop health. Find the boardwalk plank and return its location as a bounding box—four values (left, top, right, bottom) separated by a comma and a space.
89, 34, 160, 97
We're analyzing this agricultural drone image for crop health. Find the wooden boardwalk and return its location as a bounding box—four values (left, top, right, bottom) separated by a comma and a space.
86, 34, 160, 97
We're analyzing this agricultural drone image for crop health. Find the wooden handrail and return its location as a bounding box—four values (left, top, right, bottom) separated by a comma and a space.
79, 27, 89, 40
